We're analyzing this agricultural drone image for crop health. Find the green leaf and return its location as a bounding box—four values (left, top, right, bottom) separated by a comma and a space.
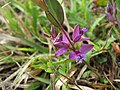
35, 77, 50, 84
104, 37, 116, 48
100, 78, 109, 84
46, 68, 53, 73
32, 0, 48, 11
45, 0, 64, 26
25, 82, 41, 90
53, 60, 74, 66
22, 38, 49, 53
86, 51, 92, 63
40, 64, 48, 70
90, 14, 105, 32
17, 48, 36, 52
62, 84, 68, 90
116, 0, 120, 9
98, 56, 107, 64
93, 0, 108, 6
92, 50, 105, 57
82, 70, 91, 78
47, 62, 53, 67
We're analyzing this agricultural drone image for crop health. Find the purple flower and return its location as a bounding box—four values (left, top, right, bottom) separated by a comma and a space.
69, 44, 94, 62
42, 25, 57, 40
113, 0, 117, 16
50, 25, 57, 42
54, 31, 70, 56
53, 24, 92, 57
105, 0, 118, 22
72, 24, 89, 43
106, 12, 114, 22
107, 1, 113, 15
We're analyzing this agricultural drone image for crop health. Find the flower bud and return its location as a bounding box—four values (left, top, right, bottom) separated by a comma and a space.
113, 0, 117, 16
107, 1, 113, 15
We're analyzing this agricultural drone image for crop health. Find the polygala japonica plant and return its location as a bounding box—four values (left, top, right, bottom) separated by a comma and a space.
2, 0, 120, 89
32, 0, 93, 63
51, 24, 93, 62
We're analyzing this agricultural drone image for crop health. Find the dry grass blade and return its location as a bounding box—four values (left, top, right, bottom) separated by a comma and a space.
3, 0, 33, 41
103, 72, 117, 90
11, 52, 37, 89
114, 79, 120, 82
4, 69, 21, 82
68, 84, 94, 90
76, 65, 88, 80
92, 83, 113, 89
0, 33, 24, 44
0, 81, 29, 89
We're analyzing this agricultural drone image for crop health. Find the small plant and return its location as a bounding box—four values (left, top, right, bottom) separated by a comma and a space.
1, 0, 120, 90
32, 0, 93, 63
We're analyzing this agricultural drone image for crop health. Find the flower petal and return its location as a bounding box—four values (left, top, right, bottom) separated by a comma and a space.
79, 37, 90, 41
107, 1, 113, 15
69, 52, 77, 60
54, 41, 69, 48
81, 28, 88, 33
76, 54, 86, 62
62, 31, 70, 44
106, 12, 114, 22
80, 44, 94, 54
73, 35, 81, 43
72, 24, 80, 41
55, 48, 68, 56
113, 1, 117, 15
69, 51, 86, 62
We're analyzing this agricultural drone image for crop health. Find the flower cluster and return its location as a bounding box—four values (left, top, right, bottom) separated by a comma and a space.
105, 0, 120, 27
51, 24, 93, 62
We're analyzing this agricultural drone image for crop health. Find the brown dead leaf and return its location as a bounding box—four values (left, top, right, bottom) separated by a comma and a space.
112, 42, 120, 55
76, 65, 88, 80
68, 84, 94, 90
92, 83, 112, 89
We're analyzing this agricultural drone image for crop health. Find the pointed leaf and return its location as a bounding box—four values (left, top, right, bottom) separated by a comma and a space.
32, 0, 48, 11
93, 0, 108, 6
45, 0, 64, 26
25, 82, 40, 90
22, 38, 49, 53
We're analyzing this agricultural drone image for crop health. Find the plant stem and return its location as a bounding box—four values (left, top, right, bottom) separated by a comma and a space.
47, 10, 76, 51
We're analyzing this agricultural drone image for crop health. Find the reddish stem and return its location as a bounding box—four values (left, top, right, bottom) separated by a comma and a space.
48, 10, 76, 51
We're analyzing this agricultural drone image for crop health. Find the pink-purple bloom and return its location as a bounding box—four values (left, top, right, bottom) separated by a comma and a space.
69, 44, 93, 62
105, 0, 117, 22
50, 25, 57, 41
51, 24, 93, 62
105, 0, 120, 28
72, 25, 89, 43
54, 32, 70, 56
